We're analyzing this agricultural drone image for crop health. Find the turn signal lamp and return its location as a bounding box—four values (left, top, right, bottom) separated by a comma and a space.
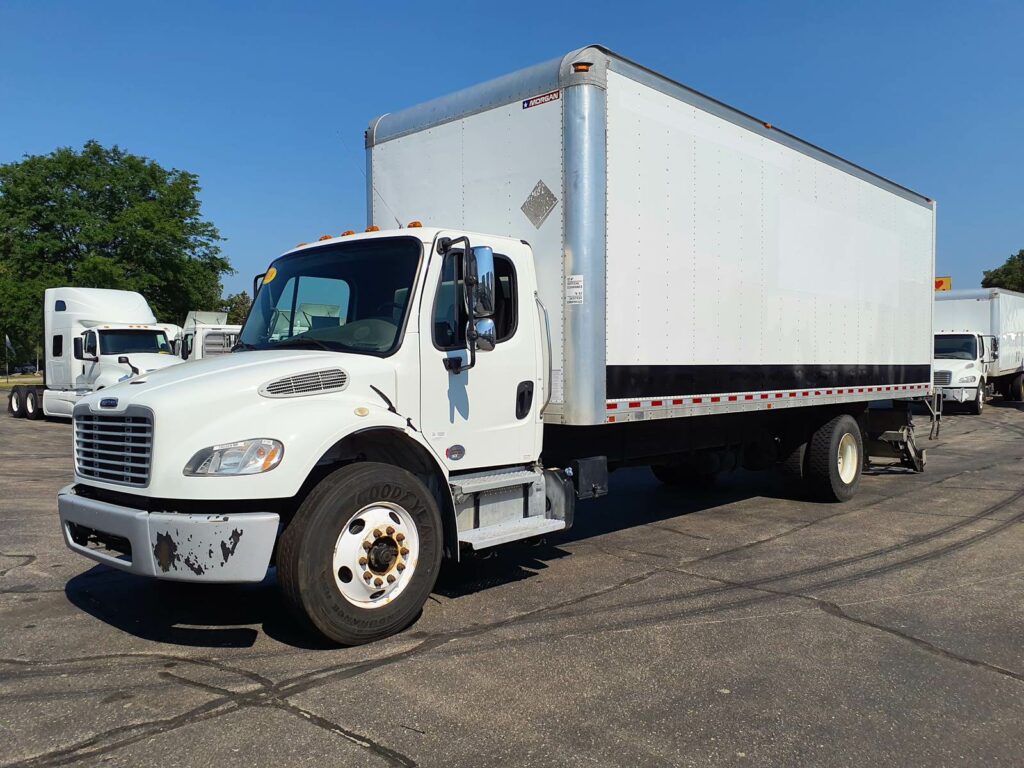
341, 230, 355, 236
366, 225, 380, 232
407, 220, 423, 228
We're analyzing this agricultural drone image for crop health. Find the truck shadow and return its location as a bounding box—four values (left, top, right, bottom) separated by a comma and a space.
63, 466, 859, 649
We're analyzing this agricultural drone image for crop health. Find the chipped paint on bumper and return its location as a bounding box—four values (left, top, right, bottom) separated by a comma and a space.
57, 485, 278, 582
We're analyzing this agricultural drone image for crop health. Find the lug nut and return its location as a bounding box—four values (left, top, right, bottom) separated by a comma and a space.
362, 541, 371, 550
362, 572, 372, 581
386, 574, 396, 584
358, 556, 368, 566
396, 533, 405, 542
373, 528, 383, 538
396, 562, 406, 572
400, 547, 409, 556
374, 577, 383, 587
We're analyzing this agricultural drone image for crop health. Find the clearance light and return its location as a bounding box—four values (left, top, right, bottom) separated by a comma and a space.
295, 242, 307, 248
341, 230, 355, 236
407, 220, 423, 228
318, 234, 332, 241
366, 225, 380, 232
573, 62, 592, 73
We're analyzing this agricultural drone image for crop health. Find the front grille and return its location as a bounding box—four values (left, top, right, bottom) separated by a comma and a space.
74, 412, 153, 487
260, 368, 348, 398
933, 370, 952, 386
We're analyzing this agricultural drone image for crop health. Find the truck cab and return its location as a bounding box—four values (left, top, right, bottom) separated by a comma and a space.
58, 228, 553, 644
933, 332, 995, 413
179, 311, 241, 361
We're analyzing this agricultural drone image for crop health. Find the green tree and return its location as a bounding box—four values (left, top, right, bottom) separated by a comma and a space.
981, 249, 1024, 293
221, 290, 252, 325
0, 141, 232, 359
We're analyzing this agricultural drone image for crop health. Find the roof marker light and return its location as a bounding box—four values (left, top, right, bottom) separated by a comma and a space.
366, 225, 380, 232
295, 243, 307, 248
407, 220, 422, 228
573, 62, 592, 73
341, 230, 355, 236
318, 235, 332, 241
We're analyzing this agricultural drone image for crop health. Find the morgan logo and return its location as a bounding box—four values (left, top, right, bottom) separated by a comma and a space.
99, 397, 118, 409
522, 90, 560, 109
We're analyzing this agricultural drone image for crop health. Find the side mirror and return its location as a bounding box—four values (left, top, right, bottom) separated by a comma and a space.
253, 272, 266, 297
73, 337, 84, 360
472, 318, 497, 352
463, 246, 495, 319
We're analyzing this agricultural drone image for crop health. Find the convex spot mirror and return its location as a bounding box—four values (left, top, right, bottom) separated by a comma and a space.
463, 245, 496, 354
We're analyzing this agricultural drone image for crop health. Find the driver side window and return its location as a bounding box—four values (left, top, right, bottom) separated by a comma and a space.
432, 251, 517, 351
84, 332, 97, 357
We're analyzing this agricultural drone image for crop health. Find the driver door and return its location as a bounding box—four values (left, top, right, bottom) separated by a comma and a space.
418, 236, 539, 472
74, 331, 100, 389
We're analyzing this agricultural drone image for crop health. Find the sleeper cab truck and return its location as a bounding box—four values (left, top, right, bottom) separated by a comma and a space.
933, 288, 1024, 414
57, 46, 935, 645
8, 287, 181, 420
179, 311, 242, 361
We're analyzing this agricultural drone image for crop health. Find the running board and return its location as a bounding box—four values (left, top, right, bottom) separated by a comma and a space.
459, 517, 566, 550
450, 468, 540, 499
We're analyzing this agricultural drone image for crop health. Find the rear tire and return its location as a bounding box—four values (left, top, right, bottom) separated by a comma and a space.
806, 414, 863, 502
24, 388, 42, 420
1009, 374, 1024, 402
9, 386, 25, 418
278, 462, 443, 646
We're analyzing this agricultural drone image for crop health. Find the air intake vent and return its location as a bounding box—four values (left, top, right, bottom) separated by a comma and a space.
933, 370, 952, 386
260, 368, 348, 398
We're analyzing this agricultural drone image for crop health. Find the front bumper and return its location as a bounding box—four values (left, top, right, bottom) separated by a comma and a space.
57, 485, 279, 582
939, 386, 978, 404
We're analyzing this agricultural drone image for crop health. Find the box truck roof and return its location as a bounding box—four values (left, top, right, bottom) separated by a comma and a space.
367, 44, 931, 208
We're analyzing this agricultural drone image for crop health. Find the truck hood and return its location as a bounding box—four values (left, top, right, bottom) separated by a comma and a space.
932, 359, 978, 376
85, 349, 398, 410
114, 352, 181, 374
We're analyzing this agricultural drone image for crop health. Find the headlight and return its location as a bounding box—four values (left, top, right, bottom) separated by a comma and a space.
957, 375, 977, 384
184, 439, 284, 476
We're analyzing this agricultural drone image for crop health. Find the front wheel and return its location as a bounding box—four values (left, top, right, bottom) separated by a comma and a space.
278, 462, 443, 646
966, 384, 984, 415
806, 414, 863, 502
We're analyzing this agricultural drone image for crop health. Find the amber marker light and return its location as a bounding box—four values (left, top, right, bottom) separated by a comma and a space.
366, 225, 380, 232
407, 220, 423, 228
341, 230, 355, 236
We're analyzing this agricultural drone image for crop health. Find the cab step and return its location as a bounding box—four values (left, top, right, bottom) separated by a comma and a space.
450, 468, 540, 499
458, 517, 566, 550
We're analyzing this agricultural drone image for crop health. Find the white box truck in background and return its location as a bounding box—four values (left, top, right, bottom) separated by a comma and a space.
58, 46, 935, 645
933, 288, 1024, 413
179, 311, 241, 361
8, 287, 181, 420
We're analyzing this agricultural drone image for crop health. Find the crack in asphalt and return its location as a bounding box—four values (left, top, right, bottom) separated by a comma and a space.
0, 553, 37, 579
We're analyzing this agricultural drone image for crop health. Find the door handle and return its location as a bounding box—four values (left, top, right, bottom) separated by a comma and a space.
516, 381, 534, 420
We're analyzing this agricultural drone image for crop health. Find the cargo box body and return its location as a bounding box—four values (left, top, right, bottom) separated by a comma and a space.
368, 45, 936, 428
935, 289, 1024, 378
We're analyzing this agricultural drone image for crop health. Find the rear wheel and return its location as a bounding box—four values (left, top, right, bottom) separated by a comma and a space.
278, 462, 443, 646
9, 386, 25, 418
1009, 374, 1024, 402
806, 414, 863, 502
24, 388, 42, 420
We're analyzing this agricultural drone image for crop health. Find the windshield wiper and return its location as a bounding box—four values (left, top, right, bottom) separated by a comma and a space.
232, 341, 257, 352
274, 336, 335, 352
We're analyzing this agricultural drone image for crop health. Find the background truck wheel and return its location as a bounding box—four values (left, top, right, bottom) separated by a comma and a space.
24, 388, 43, 420
278, 462, 443, 646
1009, 374, 1024, 402
651, 463, 716, 490
966, 384, 984, 414
806, 414, 863, 502
9, 386, 25, 418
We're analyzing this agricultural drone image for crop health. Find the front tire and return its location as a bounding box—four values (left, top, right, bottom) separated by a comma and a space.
966, 384, 984, 415
278, 462, 443, 646
806, 414, 863, 502
9, 386, 25, 418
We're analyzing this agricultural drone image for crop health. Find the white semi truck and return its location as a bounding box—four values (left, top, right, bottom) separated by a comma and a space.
57, 46, 935, 645
179, 311, 241, 361
8, 288, 181, 420
933, 288, 1024, 413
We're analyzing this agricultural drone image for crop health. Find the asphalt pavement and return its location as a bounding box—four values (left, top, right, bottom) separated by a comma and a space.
1, 402, 1023, 767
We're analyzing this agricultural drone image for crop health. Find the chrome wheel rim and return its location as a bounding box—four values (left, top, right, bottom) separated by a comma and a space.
332, 502, 419, 609
837, 432, 858, 485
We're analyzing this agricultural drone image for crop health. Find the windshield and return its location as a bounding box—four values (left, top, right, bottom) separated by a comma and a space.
934, 334, 978, 360
100, 329, 171, 355
240, 237, 421, 355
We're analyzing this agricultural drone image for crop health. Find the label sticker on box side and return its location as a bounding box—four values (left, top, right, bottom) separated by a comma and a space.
566, 275, 584, 305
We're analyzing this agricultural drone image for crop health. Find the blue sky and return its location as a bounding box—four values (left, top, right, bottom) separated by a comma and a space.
1, 1, 1021, 295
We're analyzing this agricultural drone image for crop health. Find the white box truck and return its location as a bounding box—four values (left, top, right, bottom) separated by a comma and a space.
933, 288, 1024, 413
57, 46, 935, 645
8, 288, 181, 420
179, 311, 241, 361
